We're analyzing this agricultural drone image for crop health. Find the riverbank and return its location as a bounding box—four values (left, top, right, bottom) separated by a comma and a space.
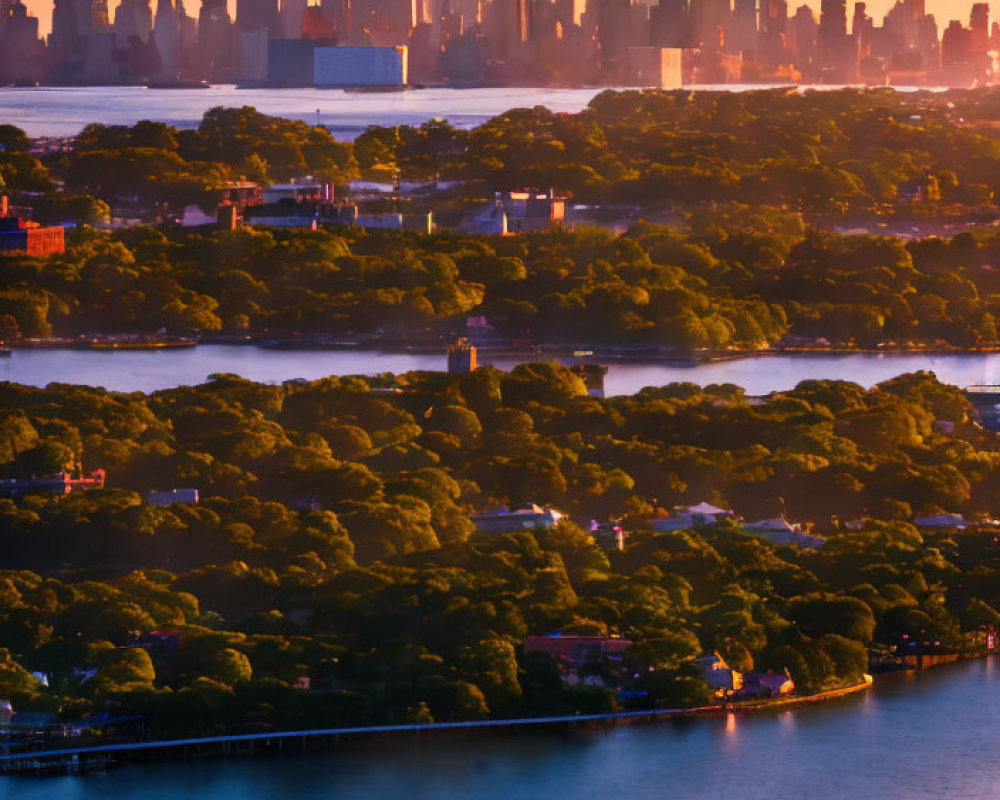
0, 680, 875, 776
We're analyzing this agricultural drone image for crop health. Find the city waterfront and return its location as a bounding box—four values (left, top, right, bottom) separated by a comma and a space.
6, 345, 1000, 395
1, 659, 996, 800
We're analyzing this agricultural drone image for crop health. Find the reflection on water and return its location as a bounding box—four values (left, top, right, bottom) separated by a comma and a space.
0, 659, 997, 800
5, 346, 1000, 395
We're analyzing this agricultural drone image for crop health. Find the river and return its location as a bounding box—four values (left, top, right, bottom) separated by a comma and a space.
4, 346, 1000, 395
0, 658, 995, 800
0, 85, 609, 138
0, 84, 944, 138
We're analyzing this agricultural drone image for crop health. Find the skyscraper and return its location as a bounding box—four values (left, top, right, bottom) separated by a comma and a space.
113, 0, 153, 42
237, 0, 280, 32
280, 0, 307, 37
651, 0, 689, 48
969, 2, 988, 52
689, 0, 729, 49
153, 0, 180, 68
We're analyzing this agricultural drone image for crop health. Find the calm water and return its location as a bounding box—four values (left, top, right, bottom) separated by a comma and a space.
4, 346, 1000, 395
0, 659, 997, 799
0, 84, 945, 138
0, 86, 607, 138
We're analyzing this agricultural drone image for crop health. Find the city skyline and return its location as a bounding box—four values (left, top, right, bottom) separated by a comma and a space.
17, 0, 999, 36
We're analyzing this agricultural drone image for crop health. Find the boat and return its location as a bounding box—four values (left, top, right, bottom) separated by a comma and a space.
88, 337, 197, 350
142, 78, 211, 89
0, 347, 11, 357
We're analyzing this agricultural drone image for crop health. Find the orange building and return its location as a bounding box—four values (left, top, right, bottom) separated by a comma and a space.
0, 198, 65, 257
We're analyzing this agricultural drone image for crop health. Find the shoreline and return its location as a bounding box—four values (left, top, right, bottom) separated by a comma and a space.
0, 680, 873, 776
12, 338, 1000, 363
3, 649, 993, 775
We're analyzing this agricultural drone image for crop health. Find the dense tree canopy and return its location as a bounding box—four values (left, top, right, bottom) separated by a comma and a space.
0, 368, 997, 732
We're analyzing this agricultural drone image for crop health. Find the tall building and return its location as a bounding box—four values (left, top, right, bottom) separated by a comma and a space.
969, 2, 988, 52
113, 0, 153, 42
689, 0, 729, 49
237, 0, 280, 32
280, 0, 307, 36
0, 0, 44, 82
789, 2, 816, 68
651, 0, 689, 47
152, 0, 180, 68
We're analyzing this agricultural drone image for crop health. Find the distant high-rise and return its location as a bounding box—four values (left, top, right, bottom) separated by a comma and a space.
280, 0, 307, 36
237, 0, 279, 32
819, 0, 845, 39
50, 0, 93, 55
153, 0, 180, 68
728, 0, 756, 52
113, 0, 152, 41
789, 2, 816, 67
969, 2, 988, 52
651, 0, 688, 47
0, 0, 43, 82
689, 0, 729, 49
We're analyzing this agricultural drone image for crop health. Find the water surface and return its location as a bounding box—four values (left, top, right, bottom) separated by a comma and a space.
0, 659, 995, 800
4, 347, 1000, 395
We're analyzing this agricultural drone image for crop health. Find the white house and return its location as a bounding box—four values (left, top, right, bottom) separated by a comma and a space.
652, 502, 735, 532
744, 518, 826, 548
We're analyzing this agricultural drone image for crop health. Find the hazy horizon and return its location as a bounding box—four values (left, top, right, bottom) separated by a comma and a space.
18, 0, 997, 40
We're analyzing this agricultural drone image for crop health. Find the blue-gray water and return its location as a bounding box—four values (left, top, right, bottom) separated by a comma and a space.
1, 659, 996, 799
0, 86, 606, 138
0, 84, 943, 138
4, 346, 1000, 394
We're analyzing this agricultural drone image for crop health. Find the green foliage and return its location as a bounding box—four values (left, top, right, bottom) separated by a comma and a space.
0, 368, 994, 734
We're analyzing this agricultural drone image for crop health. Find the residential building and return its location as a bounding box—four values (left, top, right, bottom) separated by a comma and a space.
914, 512, 966, 529
739, 670, 795, 698
524, 634, 632, 685
692, 652, 743, 695
744, 517, 826, 548
0, 470, 106, 498
652, 501, 736, 531
0, 201, 65, 256
447, 337, 477, 373
471, 503, 565, 533
148, 488, 200, 505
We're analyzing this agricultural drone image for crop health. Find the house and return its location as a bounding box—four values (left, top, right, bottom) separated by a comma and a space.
914, 513, 966, 529
0, 197, 65, 256
652, 502, 736, 532
461, 190, 566, 235
591, 519, 626, 551
744, 518, 826, 549
148, 488, 199, 506
739, 670, 794, 699
471, 504, 564, 534
692, 653, 743, 695
0, 469, 106, 498
524, 634, 632, 686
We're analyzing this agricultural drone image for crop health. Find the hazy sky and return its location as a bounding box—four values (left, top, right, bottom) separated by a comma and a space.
18, 0, 992, 39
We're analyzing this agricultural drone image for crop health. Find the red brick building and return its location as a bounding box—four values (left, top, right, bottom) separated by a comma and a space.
0, 197, 65, 257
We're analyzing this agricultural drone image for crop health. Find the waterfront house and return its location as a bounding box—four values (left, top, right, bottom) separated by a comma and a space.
471, 504, 565, 534
524, 634, 632, 686
914, 513, 966, 529
744, 518, 826, 548
0, 469, 105, 498
692, 653, 743, 696
652, 502, 736, 532
739, 670, 794, 699
148, 488, 200, 506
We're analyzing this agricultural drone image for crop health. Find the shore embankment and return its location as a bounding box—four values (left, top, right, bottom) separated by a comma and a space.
0, 679, 874, 776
